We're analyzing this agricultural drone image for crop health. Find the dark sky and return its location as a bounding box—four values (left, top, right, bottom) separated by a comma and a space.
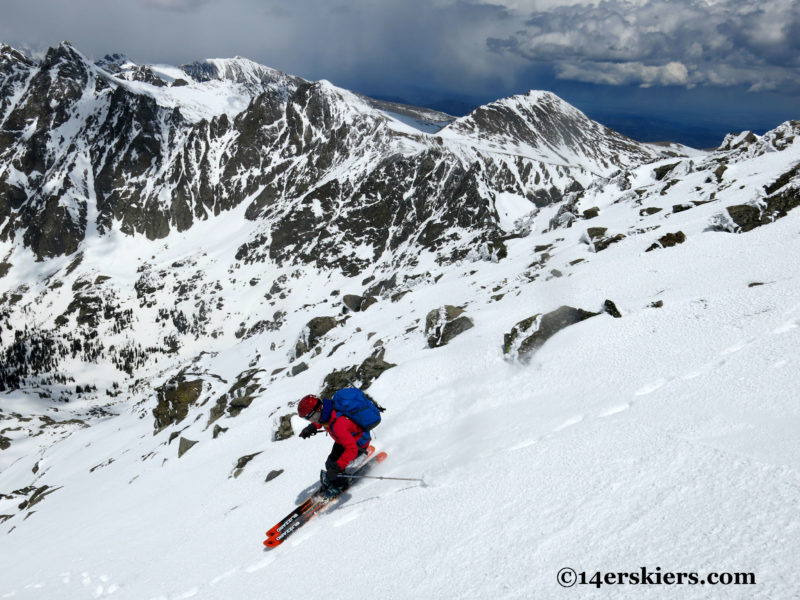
2, 0, 798, 148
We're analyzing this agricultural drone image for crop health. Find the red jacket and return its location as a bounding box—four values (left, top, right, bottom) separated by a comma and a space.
314, 409, 365, 469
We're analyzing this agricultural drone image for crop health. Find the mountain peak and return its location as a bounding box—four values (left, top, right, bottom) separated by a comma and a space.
179, 57, 305, 96
440, 88, 659, 174
41, 41, 92, 74
0, 42, 34, 68
471, 89, 586, 124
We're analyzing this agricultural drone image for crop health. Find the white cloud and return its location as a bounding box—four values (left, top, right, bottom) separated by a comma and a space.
555, 60, 691, 87
487, 0, 800, 91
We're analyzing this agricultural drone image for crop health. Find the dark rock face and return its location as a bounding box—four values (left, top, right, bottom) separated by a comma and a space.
361, 296, 378, 311
228, 394, 256, 417
504, 306, 598, 362
585, 227, 626, 252
721, 189, 800, 233
654, 162, 680, 181
153, 378, 204, 432
603, 300, 622, 318
224, 369, 264, 418
207, 398, 227, 427
586, 226, 607, 239
294, 316, 340, 358
765, 163, 800, 195
232, 452, 262, 478
178, 437, 198, 457
273, 415, 294, 441
17, 484, 60, 510
291, 362, 309, 376
640, 207, 663, 216
646, 231, 687, 252
425, 306, 474, 348
0, 43, 93, 258
0, 45, 36, 120
265, 469, 284, 483
724, 205, 764, 232
342, 294, 364, 312
320, 349, 396, 399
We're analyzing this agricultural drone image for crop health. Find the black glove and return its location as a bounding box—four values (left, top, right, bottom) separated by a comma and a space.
299, 424, 318, 439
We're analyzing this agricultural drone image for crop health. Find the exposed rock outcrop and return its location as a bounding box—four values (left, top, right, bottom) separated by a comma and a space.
715, 189, 800, 233
504, 306, 599, 363
320, 348, 396, 399
646, 231, 686, 252
178, 437, 198, 458
153, 377, 204, 433
294, 316, 340, 358
231, 452, 262, 478
425, 306, 474, 348
273, 415, 294, 441
584, 227, 626, 252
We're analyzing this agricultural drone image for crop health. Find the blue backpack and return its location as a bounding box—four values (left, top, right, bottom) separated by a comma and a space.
331, 388, 383, 431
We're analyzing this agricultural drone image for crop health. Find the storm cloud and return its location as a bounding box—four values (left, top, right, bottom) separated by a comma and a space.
0, 0, 516, 94
2, 0, 797, 94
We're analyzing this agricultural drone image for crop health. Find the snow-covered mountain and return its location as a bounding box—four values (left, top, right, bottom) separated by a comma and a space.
1, 41, 799, 599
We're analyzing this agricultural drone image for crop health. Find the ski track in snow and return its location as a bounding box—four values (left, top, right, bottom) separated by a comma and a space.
552, 414, 585, 432
598, 403, 630, 417
208, 568, 238, 586
633, 377, 669, 396
774, 317, 799, 334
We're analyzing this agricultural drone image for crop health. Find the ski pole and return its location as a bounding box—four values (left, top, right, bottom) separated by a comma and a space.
340, 473, 426, 484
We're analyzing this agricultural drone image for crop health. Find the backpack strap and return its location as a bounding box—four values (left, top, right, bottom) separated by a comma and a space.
320, 398, 334, 424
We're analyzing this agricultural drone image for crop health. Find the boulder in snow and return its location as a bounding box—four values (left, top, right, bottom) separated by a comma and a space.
178, 437, 198, 458
603, 299, 622, 318
582, 206, 600, 220
646, 231, 686, 252
294, 316, 340, 358
583, 227, 626, 252
504, 305, 599, 363
273, 415, 294, 441
342, 294, 364, 312
231, 452, 262, 478
425, 305, 474, 348
265, 469, 284, 483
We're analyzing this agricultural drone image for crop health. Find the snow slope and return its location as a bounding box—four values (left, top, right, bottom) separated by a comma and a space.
1, 140, 799, 599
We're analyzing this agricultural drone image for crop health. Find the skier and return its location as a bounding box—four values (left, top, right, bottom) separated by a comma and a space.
297, 392, 375, 496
